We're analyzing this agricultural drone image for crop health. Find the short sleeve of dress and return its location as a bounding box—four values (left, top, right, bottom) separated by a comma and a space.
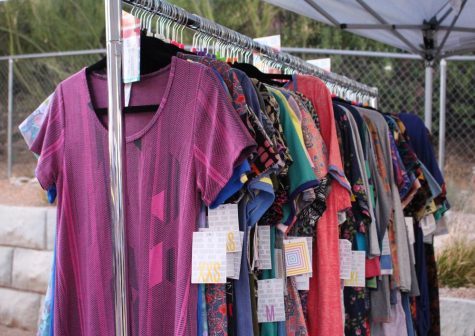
30, 86, 65, 190
193, 67, 256, 206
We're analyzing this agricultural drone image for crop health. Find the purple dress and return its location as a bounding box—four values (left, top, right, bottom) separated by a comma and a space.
30, 57, 256, 336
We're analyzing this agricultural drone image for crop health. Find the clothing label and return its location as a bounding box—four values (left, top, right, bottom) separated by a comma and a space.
275, 248, 285, 279
228, 231, 245, 280
191, 231, 226, 284
124, 83, 132, 107
208, 204, 240, 252
295, 274, 310, 291
344, 251, 366, 287
339, 239, 352, 280
381, 231, 391, 256
121, 11, 141, 83
337, 211, 347, 225
283, 238, 311, 277
257, 225, 272, 270
420, 215, 436, 237
257, 279, 286, 323
380, 231, 393, 275
405, 217, 415, 245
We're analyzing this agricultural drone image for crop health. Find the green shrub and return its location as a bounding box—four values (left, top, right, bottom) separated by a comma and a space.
437, 239, 475, 288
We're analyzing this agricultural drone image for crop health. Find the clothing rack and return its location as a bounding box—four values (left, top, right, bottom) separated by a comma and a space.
123, 0, 379, 99
103, 1, 380, 335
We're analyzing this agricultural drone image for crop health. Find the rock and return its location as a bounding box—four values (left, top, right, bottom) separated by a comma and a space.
0, 287, 41, 331
12, 248, 52, 293
440, 297, 475, 336
0, 246, 13, 286
0, 206, 46, 249
45, 208, 57, 251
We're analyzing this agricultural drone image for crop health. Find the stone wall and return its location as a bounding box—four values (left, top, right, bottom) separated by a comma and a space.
0, 205, 55, 332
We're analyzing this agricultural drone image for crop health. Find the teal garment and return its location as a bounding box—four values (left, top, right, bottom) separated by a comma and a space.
259, 226, 277, 336
268, 88, 318, 225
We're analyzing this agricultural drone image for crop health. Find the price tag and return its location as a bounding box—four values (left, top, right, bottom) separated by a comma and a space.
405, 217, 415, 245
344, 251, 366, 287
380, 231, 393, 275
257, 279, 286, 323
227, 231, 244, 280
339, 239, 352, 280
122, 11, 141, 83
275, 248, 285, 279
257, 226, 272, 270
191, 231, 226, 284
283, 238, 312, 277
420, 215, 436, 237
208, 204, 240, 252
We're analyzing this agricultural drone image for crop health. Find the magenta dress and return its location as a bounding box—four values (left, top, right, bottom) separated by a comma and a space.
30, 57, 256, 336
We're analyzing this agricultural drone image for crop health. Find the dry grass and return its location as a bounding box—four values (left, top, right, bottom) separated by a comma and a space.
436, 238, 475, 288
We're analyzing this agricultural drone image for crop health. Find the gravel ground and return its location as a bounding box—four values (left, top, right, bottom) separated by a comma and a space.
0, 325, 34, 336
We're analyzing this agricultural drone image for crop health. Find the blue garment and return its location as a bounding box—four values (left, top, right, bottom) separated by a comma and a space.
402, 293, 415, 336
414, 224, 430, 336
210, 160, 250, 209
398, 113, 445, 188
233, 197, 255, 336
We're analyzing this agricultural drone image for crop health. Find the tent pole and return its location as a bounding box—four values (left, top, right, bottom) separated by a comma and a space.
424, 63, 434, 132
104, 0, 129, 335
438, 59, 447, 171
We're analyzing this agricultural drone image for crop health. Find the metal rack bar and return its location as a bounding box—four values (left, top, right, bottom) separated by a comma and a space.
104, 0, 129, 335
123, 0, 379, 97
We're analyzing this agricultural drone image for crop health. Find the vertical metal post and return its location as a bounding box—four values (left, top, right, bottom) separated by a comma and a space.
438, 59, 447, 171
424, 63, 434, 132
104, 0, 128, 335
7, 58, 14, 178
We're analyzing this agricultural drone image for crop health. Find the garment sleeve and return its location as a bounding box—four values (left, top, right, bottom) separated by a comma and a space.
193, 67, 256, 206
30, 86, 64, 190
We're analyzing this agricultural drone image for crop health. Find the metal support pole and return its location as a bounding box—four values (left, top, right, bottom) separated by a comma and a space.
104, 0, 128, 335
7, 58, 14, 178
424, 63, 434, 132
438, 59, 447, 171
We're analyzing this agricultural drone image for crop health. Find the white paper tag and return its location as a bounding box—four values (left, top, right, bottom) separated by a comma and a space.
405, 217, 415, 245
208, 204, 240, 252
381, 231, 391, 256
122, 11, 141, 83
124, 83, 132, 107
257, 279, 286, 323
420, 215, 436, 237
339, 239, 352, 280
337, 211, 347, 225
344, 251, 366, 287
294, 274, 310, 290
275, 248, 285, 279
191, 231, 226, 283
228, 231, 244, 280
257, 226, 272, 270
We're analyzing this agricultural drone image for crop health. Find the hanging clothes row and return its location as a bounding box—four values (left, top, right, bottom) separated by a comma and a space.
19, 2, 448, 336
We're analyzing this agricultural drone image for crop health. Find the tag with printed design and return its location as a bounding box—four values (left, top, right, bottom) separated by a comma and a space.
191, 231, 226, 284
257, 279, 286, 323
339, 239, 352, 280
283, 238, 312, 277
344, 251, 366, 287
257, 225, 272, 270
208, 204, 240, 252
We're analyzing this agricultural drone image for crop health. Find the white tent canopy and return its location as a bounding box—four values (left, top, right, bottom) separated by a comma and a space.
264, 0, 475, 169
264, 0, 475, 60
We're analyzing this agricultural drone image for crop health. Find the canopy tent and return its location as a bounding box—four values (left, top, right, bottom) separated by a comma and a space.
264, 0, 475, 169
263, 0, 475, 60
